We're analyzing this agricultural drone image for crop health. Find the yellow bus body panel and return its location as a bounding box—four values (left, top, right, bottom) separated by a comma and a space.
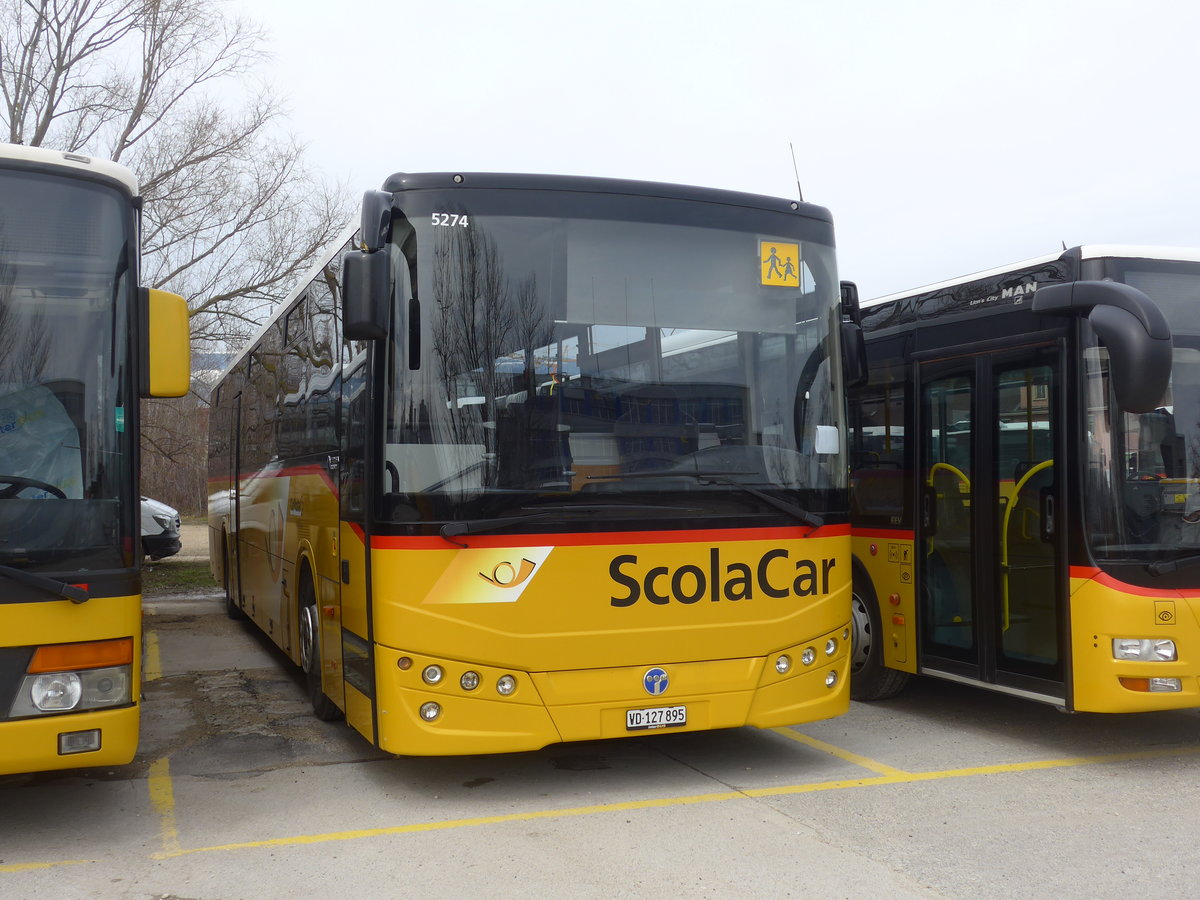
1070, 572, 1200, 712
851, 532, 917, 672
367, 530, 851, 755
0, 594, 141, 775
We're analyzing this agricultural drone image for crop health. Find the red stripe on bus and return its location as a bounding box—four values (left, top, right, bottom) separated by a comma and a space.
1070, 566, 1200, 599
366, 523, 851, 550
852, 527, 916, 540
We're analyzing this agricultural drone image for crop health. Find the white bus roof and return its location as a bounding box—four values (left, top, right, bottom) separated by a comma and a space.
865, 244, 1200, 309
0, 142, 139, 195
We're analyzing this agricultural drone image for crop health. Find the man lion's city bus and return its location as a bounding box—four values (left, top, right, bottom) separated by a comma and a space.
848, 244, 1200, 712
0, 143, 190, 774
207, 172, 860, 755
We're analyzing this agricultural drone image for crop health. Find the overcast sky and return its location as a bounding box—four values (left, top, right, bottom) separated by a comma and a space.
239, 0, 1200, 299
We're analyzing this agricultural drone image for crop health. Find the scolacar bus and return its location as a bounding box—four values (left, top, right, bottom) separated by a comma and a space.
207, 172, 862, 755
0, 143, 190, 774
847, 244, 1200, 712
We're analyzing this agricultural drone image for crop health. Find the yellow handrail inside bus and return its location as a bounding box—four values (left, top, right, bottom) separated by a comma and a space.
1000, 459, 1054, 631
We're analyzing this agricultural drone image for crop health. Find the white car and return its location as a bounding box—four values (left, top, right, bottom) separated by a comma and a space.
141, 496, 181, 560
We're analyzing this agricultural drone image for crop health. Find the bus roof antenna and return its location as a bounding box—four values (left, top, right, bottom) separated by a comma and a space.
789, 143, 804, 202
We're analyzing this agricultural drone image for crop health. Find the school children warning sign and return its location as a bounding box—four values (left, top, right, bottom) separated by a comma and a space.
760, 241, 800, 287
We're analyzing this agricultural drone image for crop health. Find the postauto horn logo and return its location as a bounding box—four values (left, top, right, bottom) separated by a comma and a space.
423, 547, 553, 605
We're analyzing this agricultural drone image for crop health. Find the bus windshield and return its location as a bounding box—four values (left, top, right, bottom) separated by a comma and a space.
1084, 259, 1200, 570
0, 169, 136, 572
380, 191, 844, 529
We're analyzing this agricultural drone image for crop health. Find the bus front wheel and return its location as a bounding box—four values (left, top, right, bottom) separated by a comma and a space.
298, 571, 343, 722
849, 570, 909, 701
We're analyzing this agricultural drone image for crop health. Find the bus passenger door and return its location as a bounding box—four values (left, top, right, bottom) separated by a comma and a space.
918, 349, 1065, 700
228, 392, 244, 613
338, 354, 375, 743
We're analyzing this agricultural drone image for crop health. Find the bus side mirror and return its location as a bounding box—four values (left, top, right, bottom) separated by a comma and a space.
840, 281, 868, 388
141, 288, 190, 398
342, 249, 390, 341
1033, 280, 1172, 413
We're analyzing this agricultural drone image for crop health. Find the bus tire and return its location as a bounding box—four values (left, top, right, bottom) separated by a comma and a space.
223, 534, 246, 621
850, 566, 909, 701
299, 568, 343, 722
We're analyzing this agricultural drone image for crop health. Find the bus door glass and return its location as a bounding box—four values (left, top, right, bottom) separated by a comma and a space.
994, 357, 1062, 682
919, 350, 1064, 689
920, 369, 976, 664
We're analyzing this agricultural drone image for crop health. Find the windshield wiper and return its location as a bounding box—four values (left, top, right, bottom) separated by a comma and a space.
0, 564, 89, 603
586, 470, 824, 528
1146, 555, 1200, 576
439, 503, 703, 544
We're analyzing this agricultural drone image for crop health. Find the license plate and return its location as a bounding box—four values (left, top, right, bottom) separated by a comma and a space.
626, 705, 687, 730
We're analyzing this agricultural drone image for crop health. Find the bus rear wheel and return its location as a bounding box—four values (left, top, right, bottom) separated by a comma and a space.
849, 572, 909, 701
298, 572, 343, 722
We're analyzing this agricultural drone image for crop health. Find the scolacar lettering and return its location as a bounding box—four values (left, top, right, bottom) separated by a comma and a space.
609, 548, 836, 607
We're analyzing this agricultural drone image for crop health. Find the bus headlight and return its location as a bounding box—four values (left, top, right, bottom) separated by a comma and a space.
9, 666, 131, 717
496, 675, 517, 696
825, 638, 838, 657
1112, 639, 1177, 661
31, 673, 82, 711
775, 655, 792, 674
421, 665, 444, 685
801, 648, 816, 666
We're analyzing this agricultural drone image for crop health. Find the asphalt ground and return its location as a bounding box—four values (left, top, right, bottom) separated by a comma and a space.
3, 526, 1200, 898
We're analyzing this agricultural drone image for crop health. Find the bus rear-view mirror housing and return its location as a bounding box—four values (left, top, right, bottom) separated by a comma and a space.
1033, 280, 1172, 414
142, 288, 190, 398
342, 249, 390, 341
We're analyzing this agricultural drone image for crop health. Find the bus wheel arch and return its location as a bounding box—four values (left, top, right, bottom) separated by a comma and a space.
849, 559, 909, 701
297, 559, 343, 722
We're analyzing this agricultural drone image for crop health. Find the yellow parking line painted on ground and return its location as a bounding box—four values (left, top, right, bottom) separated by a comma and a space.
143, 630, 162, 683
772, 727, 909, 776
153, 741, 1200, 860
0, 859, 94, 873
148, 756, 181, 858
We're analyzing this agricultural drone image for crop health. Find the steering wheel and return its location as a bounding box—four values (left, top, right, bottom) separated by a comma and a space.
0, 475, 68, 499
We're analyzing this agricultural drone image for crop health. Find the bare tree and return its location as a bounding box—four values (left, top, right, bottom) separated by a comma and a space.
1, 0, 353, 512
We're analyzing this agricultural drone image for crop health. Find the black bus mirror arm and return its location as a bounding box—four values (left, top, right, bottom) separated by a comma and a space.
1032, 281, 1172, 414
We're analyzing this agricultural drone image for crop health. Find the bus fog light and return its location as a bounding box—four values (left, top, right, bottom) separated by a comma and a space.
825, 670, 838, 688
1149, 677, 1183, 692
32, 673, 82, 711
496, 675, 517, 696
421, 665, 444, 685
1112, 638, 1177, 661
59, 730, 101, 755
825, 638, 838, 656
775, 655, 792, 675
419, 701, 441, 721
460, 671, 480, 691
801, 648, 816, 666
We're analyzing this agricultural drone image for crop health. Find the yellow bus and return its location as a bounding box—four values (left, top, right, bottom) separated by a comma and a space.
847, 244, 1200, 712
0, 143, 190, 775
207, 172, 859, 755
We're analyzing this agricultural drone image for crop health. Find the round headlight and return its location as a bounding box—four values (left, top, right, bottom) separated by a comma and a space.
775, 655, 792, 674
421, 665, 444, 685
496, 675, 517, 696
801, 648, 816, 666
825, 670, 838, 688
31, 673, 82, 711
419, 701, 441, 721
460, 671, 480, 691
825, 638, 838, 656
